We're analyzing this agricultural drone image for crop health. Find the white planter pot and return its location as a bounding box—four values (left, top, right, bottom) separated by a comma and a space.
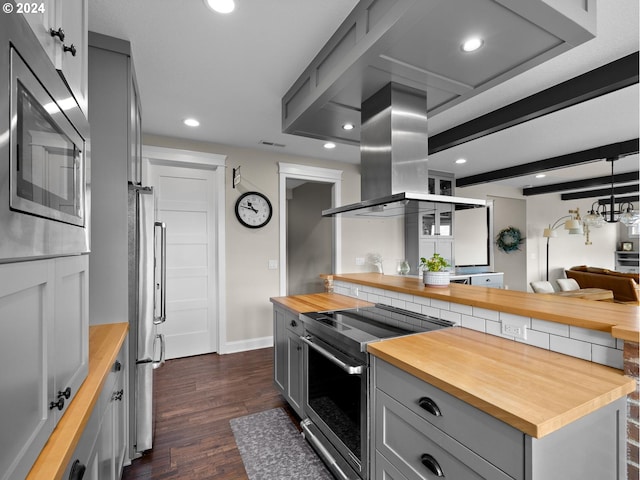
423, 271, 450, 287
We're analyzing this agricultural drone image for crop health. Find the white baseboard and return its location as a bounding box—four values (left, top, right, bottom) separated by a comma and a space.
220, 335, 273, 354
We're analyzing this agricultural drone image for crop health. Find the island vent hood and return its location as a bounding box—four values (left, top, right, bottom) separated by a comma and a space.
322, 83, 485, 218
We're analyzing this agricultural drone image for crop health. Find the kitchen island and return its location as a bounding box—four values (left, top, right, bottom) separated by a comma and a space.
272, 279, 639, 479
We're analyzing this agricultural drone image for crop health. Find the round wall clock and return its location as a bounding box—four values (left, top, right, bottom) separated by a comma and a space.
235, 191, 273, 228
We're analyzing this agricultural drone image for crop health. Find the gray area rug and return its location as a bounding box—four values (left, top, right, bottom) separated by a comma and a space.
230, 408, 334, 480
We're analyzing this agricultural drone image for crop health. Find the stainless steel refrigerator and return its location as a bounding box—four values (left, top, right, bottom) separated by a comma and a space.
128, 184, 167, 459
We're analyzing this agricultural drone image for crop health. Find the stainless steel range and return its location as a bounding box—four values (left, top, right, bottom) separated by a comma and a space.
299, 304, 455, 480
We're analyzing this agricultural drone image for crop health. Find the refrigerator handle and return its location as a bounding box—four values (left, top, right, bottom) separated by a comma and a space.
154, 221, 167, 325
152, 333, 166, 369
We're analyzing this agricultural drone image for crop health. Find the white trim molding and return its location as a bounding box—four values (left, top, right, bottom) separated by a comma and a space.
142, 145, 227, 355
278, 162, 343, 296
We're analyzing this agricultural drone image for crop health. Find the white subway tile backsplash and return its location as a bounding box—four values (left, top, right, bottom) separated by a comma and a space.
550, 335, 591, 361
499, 312, 532, 328
450, 303, 473, 315
431, 299, 451, 310
592, 344, 623, 370
486, 320, 502, 337
569, 326, 616, 348
332, 281, 624, 369
391, 298, 406, 309
472, 307, 500, 322
440, 310, 462, 325
461, 314, 485, 332
531, 318, 569, 337
519, 329, 550, 350
421, 305, 441, 318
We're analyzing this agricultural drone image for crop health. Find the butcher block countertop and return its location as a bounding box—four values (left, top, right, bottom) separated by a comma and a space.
367, 327, 636, 438
330, 273, 640, 342
270, 292, 373, 313
27, 323, 128, 480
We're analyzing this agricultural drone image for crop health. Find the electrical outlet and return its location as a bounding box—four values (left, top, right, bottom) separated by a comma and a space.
355, 257, 365, 266
501, 322, 527, 340
268, 259, 278, 270
350, 286, 359, 297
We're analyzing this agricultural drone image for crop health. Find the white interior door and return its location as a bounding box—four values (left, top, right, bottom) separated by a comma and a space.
149, 163, 218, 359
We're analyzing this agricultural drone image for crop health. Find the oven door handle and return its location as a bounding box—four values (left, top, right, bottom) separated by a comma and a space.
300, 335, 363, 375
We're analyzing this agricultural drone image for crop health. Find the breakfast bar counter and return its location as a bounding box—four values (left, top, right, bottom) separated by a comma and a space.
328, 273, 640, 341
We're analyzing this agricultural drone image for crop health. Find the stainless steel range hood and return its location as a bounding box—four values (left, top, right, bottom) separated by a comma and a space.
322, 83, 485, 218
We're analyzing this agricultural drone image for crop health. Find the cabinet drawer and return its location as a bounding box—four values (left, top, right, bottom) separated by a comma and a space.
97, 346, 125, 418
376, 390, 514, 480
375, 358, 523, 480
470, 274, 503, 288
376, 451, 410, 480
285, 314, 304, 336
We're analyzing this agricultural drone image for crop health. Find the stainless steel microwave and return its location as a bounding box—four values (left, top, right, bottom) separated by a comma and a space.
0, 14, 90, 262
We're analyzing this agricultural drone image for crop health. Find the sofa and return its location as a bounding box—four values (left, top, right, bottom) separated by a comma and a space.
565, 266, 640, 304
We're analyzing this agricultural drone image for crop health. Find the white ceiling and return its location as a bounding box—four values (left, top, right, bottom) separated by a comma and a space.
88, 0, 639, 190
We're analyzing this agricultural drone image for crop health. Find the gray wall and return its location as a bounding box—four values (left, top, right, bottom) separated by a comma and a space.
491, 195, 527, 291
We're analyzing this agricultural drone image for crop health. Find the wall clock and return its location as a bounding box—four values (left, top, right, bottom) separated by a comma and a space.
235, 191, 273, 228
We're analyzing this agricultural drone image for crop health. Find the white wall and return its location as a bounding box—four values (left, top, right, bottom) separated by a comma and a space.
143, 134, 403, 348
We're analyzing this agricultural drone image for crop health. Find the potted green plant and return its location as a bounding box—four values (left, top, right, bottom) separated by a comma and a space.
419, 253, 451, 287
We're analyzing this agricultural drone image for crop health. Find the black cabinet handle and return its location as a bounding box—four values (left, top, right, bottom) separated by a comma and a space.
418, 397, 442, 417
69, 459, 86, 480
112, 389, 124, 401
290, 319, 297, 327
421, 453, 444, 477
114, 360, 122, 372
63, 44, 77, 56
49, 27, 65, 41
58, 387, 71, 399
50, 397, 65, 411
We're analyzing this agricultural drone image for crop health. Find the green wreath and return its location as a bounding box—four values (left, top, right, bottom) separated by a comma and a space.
496, 226, 524, 253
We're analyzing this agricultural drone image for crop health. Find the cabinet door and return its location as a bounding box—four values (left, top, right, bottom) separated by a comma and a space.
273, 307, 286, 393
113, 343, 128, 478
286, 331, 303, 416
52, 255, 89, 422
54, 0, 88, 114
22, 0, 58, 63
0, 260, 55, 480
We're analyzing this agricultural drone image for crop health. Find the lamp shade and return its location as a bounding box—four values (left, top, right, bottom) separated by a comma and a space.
542, 227, 557, 238
564, 219, 583, 234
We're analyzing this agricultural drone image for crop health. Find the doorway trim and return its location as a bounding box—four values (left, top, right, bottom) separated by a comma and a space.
142, 145, 226, 354
278, 162, 343, 296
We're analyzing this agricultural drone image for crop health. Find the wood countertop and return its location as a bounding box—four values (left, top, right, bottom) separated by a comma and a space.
27, 323, 129, 480
270, 292, 373, 314
330, 273, 640, 342
368, 327, 636, 438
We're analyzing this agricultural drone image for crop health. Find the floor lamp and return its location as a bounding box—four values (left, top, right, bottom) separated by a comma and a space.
542, 210, 583, 281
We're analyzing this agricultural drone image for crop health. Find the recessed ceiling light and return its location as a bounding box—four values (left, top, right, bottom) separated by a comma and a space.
204, 0, 235, 14
461, 37, 483, 52
184, 118, 200, 127
455, 158, 467, 164
342, 123, 354, 131
324, 142, 336, 149
535, 174, 546, 178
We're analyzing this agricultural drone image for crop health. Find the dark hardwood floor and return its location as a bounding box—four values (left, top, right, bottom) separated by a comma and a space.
122, 347, 296, 480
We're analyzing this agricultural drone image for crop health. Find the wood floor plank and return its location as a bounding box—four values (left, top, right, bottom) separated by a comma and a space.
122, 347, 295, 480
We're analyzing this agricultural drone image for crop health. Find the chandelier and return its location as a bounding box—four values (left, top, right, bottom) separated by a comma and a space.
583, 157, 640, 227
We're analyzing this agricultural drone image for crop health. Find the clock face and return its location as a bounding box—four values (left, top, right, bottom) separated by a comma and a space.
235, 192, 273, 228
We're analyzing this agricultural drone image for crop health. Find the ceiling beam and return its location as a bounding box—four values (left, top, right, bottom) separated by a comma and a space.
560, 183, 639, 200
456, 138, 639, 187
429, 51, 639, 155
523, 171, 640, 196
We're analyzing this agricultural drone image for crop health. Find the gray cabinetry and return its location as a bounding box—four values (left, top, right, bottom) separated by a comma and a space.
273, 306, 304, 417
372, 357, 627, 480
88, 32, 142, 325
0, 255, 89, 480
23, 0, 89, 114
62, 339, 127, 480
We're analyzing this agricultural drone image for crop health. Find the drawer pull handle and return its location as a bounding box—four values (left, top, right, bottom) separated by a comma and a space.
418, 397, 442, 417
421, 453, 444, 477
58, 387, 71, 399
69, 459, 86, 480
290, 319, 297, 327
50, 397, 65, 411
